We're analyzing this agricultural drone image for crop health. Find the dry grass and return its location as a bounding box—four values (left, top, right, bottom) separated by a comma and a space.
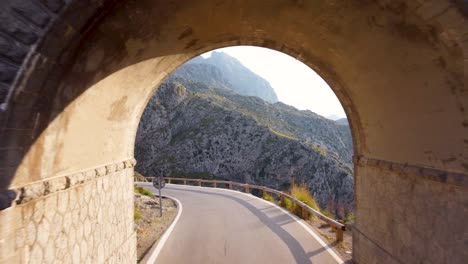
280, 197, 295, 211
274, 184, 321, 221
134, 186, 155, 198
262, 193, 275, 202
290, 184, 319, 210
134, 208, 142, 221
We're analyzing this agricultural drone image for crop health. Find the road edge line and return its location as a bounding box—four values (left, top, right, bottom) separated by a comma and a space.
168, 184, 345, 264
140, 191, 183, 264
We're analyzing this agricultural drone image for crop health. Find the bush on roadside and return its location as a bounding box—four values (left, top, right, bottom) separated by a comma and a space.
134, 208, 142, 221
320, 209, 334, 219
280, 197, 295, 212
290, 184, 319, 211
277, 184, 321, 221
262, 193, 275, 202
134, 186, 155, 198
343, 212, 355, 224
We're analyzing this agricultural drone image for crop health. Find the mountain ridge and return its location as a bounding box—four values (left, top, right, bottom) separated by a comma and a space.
182, 51, 279, 103
135, 59, 355, 215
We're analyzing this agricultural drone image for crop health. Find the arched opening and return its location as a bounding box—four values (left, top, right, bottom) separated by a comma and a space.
133, 45, 357, 261
0, 1, 466, 263
135, 45, 355, 212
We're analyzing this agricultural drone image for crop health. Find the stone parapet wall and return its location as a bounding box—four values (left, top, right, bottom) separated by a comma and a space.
353, 163, 468, 264
0, 159, 137, 263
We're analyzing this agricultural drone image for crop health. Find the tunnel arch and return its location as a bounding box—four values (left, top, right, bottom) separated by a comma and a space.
0, 0, 467, 263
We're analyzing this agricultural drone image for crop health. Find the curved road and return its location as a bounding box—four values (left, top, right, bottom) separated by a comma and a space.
139, 183, 344, 264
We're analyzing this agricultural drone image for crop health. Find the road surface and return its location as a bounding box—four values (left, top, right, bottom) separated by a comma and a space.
139, 183, 344, 264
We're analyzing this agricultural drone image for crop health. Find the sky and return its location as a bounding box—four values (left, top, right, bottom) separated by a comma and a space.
201, 46, 346, 120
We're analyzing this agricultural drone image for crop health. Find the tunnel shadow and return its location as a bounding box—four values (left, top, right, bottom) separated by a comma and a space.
176, 187, 339, 264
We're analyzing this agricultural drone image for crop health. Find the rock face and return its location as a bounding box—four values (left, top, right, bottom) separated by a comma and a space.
136, 61, 354, 215
182, 52, 279, 103
335, 118, 349, 126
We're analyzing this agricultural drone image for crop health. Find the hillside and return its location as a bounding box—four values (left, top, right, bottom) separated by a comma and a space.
135, 62, 355, 215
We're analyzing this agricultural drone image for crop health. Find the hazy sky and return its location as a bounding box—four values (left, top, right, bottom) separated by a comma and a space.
201, 46, 346, 119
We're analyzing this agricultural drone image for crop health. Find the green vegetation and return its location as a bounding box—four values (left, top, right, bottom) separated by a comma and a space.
343, 213, 355, 224
268, 128, 297, 141
134, 171, 146, 182
134, 186, 155, 198
262, 193, 274, 202
201, 117, 215, 127
290, 184, 319, 211
320, 209, 334, 219
280, 197, 295, 211
276, 184, 322, 221
312, 145, 327, 157
265, 137, 277, 145
134, 208, 142, 221
173, 81, 187, 93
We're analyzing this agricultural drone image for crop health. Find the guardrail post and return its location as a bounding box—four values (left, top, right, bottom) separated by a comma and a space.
167, 178, 171, 184
336, 228, 343, 242
301, 206, 308, 220
214, 181, 217, 188
262, 187, 266, 197
198, 179, 201, 187
280, 194, 285, 205
229, 182, 233, 189
245, 184, 250, 193
183, 179, 187, 185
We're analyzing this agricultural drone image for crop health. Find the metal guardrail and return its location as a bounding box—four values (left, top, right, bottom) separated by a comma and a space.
139, 176, 346, 242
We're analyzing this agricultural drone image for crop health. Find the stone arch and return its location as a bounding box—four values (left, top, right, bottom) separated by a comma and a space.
0, 0, 467, 263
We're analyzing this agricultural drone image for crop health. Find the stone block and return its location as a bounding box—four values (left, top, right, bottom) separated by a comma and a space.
85, 169, 97, 181
0, 232, 16, 259
0, 11, 39, 45
40, 0, 67, 13
10, 0, 51, 28
30, 243, 44, 263
0, 60, 18, 84
105, 163, 117, 174
36, 218, 50, 247
0, 253, 20, 264
0, 35, 28, 64
18, 182, 45, 204
68, 172, 83, 187
45, 177, 68, 194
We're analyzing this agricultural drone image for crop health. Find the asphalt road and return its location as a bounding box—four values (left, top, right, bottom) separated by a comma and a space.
139, 183, 344, 264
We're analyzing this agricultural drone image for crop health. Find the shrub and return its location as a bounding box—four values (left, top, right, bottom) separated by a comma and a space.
343, 212, 355, 224
263, 193, 274, 203
134, 208, 142, 221
290, 184, 319, 211
275, 184, 321, 220
134, 186, 155, 198
320, 209, 334, 219
280, 197, 295, 211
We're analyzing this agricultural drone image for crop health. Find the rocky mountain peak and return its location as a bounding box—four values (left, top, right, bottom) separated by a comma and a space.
184, 52, 279, 103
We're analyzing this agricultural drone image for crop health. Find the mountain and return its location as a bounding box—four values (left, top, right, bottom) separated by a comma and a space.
135, 63, 355, 215
335, 118, 349, 126
181, 52, 279, 103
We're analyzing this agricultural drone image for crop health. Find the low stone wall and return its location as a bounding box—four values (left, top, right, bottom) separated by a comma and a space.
0, 159, 137, 263
353, 161, 468, 264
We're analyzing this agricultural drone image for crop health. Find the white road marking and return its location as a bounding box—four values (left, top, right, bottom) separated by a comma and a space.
144, 193, 183, 264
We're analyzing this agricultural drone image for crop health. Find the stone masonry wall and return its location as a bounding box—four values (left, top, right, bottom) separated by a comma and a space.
353, 158, 468, 264
0, 159, 137, 263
